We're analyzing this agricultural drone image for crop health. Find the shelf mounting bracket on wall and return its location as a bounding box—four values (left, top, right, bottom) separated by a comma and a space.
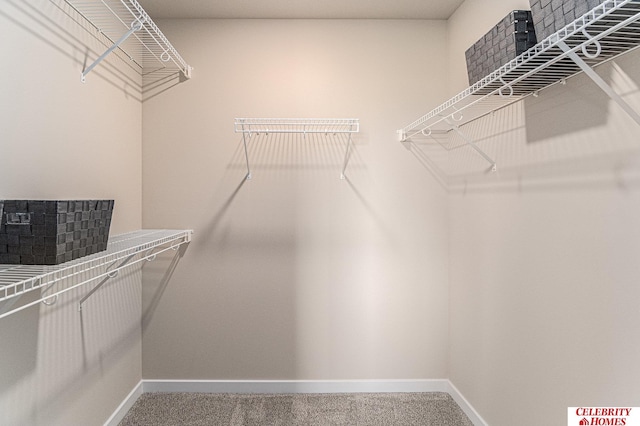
81, 15, 145, 82
340, 132, 354, 180
240, 122, 252, 180
557, 40, 640, 127
77, 252, 136, 310
234, 118, 360, 180
443, 116, 498, 172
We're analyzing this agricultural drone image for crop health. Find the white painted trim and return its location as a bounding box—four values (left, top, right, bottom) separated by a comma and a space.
446, 381, 489, 426
103, 380, 143, 426
111, 379, 487, 426
142, 379, 451, 394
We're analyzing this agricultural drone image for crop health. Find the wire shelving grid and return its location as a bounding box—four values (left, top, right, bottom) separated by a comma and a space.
234, 118, 360, 179
398, 0, 640, 169
0, 229, 192, 320
61, 0, 192, 82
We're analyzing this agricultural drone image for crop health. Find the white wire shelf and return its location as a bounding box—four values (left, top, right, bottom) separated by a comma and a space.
61, 0, 192, 83
0, 229, 192, 320
399, 0, 640, 142
234, 118, 360, 134
234, 118, 360, 179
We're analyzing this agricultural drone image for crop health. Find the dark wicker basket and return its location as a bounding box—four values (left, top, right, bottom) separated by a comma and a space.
0, 200, 114, 265
465, 10, 538, 85
529, 0, 605, 42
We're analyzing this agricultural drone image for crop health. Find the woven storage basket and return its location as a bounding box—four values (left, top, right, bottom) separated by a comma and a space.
0, 200, 114, 265
465, 10, 538, 85
529, 0, 605, 41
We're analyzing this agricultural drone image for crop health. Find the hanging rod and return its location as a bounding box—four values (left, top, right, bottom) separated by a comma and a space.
234, 118, 360, 180
398, 0, 640, 142
62, 0, 193, 82
0, 229, 192, 320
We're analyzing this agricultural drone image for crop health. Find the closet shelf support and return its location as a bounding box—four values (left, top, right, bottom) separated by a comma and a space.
444, 117, 497, 172
340, 133, 354, 180
81, 15, 146, 83
78, 253, 136, 310
557, 40, 640, 127
241, 124, 252, 180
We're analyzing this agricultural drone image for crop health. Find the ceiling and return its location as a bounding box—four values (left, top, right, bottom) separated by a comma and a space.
137, 0, 466, 20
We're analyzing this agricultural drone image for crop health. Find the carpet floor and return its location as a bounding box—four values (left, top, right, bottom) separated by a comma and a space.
118, 392, 474, 425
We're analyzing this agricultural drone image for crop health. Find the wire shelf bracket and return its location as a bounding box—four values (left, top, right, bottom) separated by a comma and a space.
81, 13, 145, 82
398, 0, 640, 168
234, 118, 360, 180
445, 116, 498, 172
557, 39, 640, 126
0, 229, 193, 320
64, 0, 193, 83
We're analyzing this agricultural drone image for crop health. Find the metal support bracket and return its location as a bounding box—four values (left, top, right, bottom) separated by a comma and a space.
78, 253, 137, 310
340, 133, 353, 180
81, 15, 146, 83
241, 124, 252, 180
443, 117, 497, 172
77, 246, 161, 311
558, 40, 640, 127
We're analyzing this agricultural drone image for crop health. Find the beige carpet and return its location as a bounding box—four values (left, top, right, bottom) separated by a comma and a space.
119, 392, 473, 425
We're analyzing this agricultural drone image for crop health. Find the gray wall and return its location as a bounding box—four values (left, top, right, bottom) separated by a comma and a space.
141, 19, 452, 381
0, 1, 143, 424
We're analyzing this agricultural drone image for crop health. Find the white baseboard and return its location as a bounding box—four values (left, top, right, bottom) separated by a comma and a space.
103, 380, 143, 426
142, 378, 451, 394
109, 379, 487, 426
445, 381, 488, 426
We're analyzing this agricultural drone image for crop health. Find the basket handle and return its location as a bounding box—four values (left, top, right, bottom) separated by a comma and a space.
6, 212, 31, 225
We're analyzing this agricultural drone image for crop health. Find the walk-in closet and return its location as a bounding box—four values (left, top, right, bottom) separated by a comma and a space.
1, 0, 639, 425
